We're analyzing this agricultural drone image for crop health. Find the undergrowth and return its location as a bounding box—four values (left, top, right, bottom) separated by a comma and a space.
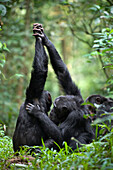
0, 124, 113, 170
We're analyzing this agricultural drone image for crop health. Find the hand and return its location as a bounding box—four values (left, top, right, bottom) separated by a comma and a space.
33, 23, 44, 37
32, 23, 50, 45
26, 103, 40, 114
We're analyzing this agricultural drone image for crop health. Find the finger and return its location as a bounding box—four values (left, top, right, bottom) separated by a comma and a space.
33, 25, 44, 31
26, 106, 33, 111
26, 107, 30, 110
33, 28, 42, 34
32, 33, 43, 37
28, 103, 34, 107
26, 108, 32, 112
33, 24, 42, 29
33, 27, 44, 32
37, 105, 40, 110
33, 23, 42, 26
41, 28, 44, 31
33, 28, 43, 32
26, 106, 32, 110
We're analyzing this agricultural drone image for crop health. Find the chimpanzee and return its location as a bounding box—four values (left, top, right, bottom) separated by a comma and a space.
13, 24, 63, 152
27, 24, 94, 150
86, 94, 113, 137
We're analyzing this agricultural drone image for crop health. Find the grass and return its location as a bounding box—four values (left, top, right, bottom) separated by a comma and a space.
0, 124, 113, 170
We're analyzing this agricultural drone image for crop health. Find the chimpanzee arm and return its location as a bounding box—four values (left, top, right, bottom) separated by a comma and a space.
59, 111, 78, 137
26, 103, 63, 146
59, 110, 93, 146
47, 40, 81, 96
42, 33, 82, 98
38, 112, 63, 146
25, 37, 48, 104
33, 25, 82, 98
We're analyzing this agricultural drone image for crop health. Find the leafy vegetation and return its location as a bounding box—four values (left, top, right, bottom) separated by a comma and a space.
0, 123, 113, 169
0, 0, 113, 169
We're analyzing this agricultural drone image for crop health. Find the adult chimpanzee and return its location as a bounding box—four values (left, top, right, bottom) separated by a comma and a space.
13, 24, 63, 152
27, 24, 94, 150
86, 94, 113, 137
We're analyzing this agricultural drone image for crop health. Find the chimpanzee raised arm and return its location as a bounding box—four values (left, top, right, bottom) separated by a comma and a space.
34, 24, 94, 150
45, 38, 83, 99
13, 24, 62, 152
25, 25, 48, 105
33, 25, 82, 98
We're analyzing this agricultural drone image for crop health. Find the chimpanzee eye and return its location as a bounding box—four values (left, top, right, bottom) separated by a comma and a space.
96, 97, 101, 104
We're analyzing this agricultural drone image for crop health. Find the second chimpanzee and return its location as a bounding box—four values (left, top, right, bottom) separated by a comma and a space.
13, 24, 62, 152
27, 24, 94, 150
86, 94, 113, 137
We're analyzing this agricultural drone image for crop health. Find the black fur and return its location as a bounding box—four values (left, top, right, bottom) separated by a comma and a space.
13, 36, 62, 152
36, 28, 94, 150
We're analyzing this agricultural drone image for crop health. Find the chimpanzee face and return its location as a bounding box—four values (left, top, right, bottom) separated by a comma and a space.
86, 94, 113, 120
52, 95, 78, 121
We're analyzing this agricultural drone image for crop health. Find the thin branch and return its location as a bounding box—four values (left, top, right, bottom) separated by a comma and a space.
98, 50, 109, 79
69, 26, 92, 47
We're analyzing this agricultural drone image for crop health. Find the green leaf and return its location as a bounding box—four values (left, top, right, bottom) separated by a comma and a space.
81, 101, 94, 107
104, 65, 113, 69
102, 48, 113, 53
94, 4, 100, 9
90, 7, 97, 11
0, 42, 2, 48
87, 60, 92, 63
3, 43, 10, 52
3, 47, 10, 52
93, 44, 100, 48
0, 58, 5, 67
104, 11, 109, 16
90, 5, 100, 11
110, 29, 113, 34
0, 63, 3, 67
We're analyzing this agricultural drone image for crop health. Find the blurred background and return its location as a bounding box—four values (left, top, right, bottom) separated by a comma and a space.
0, 0, 113, 136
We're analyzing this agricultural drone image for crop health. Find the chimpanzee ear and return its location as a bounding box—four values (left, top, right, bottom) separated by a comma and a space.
48, 93, 52, 102
96, 97, 101, 104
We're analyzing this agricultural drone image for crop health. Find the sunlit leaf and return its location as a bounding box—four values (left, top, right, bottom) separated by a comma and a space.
104, 11, 109, 16
0, 42, 2, 48
104, 65, 113, 69
110, 29, 113, 33
93, 44, 100, 48
102, 48, 113, 53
